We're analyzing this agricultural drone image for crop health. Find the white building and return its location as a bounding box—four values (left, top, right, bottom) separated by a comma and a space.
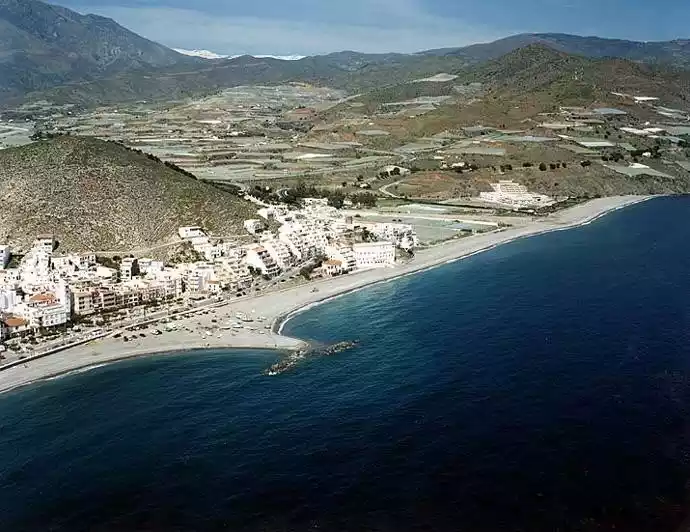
279, 222, 327, 261
53, 281, 72, 317
19, 249, 52, 288
352, 242, 396, 269
262, 238, 294, 271
215, 258, 253, 290
194, 241, 223, 261
18, 292, 69, 329
245, 246, 281, 278
183, 263, 217, 293
178, 226, 206, 239
325, 245, 357, 272
0, 245, 10, 269
138, 258, 165, 277
154, 269, 185, 298
371, 223, 419, 251
244, 219, 266, 235
33, 235, 55, 255
51, 253, 96, 276
120, 258, 138, 282
96, 266, 118, 282
322, 260, 344, 276
479, 180, 554, 209
0, 287, 18, 312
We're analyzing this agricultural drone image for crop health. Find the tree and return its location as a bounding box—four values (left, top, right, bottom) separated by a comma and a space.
353, 192, 377, 208
523, 162, 533, 168
539, 163, 547, 171
581, 160, 592, 167
549, 163, 557, 170
327, 192, 345, 209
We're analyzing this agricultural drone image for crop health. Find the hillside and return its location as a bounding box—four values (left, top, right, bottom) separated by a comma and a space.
469, 45, 690, 107
18, 38, 690, 109
0, 0, 194, 100
15, 52, 471, 107
341, 45, 690, 123
0, 136, 257, 252
4, 5, 690, 110
424, 33, 690, 68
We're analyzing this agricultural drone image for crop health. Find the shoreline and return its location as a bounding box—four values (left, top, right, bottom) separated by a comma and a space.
272, 194, 653, 335
0, 195, 654, 395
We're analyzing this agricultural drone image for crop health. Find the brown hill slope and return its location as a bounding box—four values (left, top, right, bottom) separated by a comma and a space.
470, 45, 690, 107
0, 136, 256, 252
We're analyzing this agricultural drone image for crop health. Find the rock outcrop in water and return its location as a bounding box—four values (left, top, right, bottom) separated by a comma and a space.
264, 341, 358, 376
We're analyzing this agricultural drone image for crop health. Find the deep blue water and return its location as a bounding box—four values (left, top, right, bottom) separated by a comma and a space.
2, 197, 690, 531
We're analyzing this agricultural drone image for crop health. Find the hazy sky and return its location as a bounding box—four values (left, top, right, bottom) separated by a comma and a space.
60, 0, 690, 56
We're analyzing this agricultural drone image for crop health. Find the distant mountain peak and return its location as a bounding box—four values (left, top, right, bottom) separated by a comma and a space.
174, 48, 228, 60
0, 0, 190, 99
174, 49, 306, 61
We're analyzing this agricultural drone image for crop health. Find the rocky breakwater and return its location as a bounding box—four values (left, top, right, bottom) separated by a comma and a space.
264, 341, 359, 376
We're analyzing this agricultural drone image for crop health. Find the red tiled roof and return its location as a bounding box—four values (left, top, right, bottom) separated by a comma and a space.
29, 292, 56, 303
2, 316, 28, 328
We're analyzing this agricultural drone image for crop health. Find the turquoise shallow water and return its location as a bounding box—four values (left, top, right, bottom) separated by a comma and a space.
2, 197, 690, 531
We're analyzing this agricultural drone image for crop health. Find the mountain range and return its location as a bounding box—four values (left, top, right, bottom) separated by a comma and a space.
0, 0, 197, 101
423, 33, 690, 68
3, 0, 690, 107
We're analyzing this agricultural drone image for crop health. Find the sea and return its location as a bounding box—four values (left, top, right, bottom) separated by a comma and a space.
2, 196, 690, 532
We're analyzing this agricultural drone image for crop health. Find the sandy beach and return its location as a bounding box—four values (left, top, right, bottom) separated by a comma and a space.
0, 195, 653, 394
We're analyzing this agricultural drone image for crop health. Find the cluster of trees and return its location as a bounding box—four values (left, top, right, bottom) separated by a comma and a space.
453, 163, 480, 173
300, 254, 328, 280
168, 242, 204, 264
30, 130, 70, 141
601, 152, 625, 162
521, 161, 568, 170
247, 266, 271, 281
96, 255, 120, 269
252, 182, 377, 209
535, 162, 569, 171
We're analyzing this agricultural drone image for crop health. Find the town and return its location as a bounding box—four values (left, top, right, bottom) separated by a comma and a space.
0, 195, 422, 361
